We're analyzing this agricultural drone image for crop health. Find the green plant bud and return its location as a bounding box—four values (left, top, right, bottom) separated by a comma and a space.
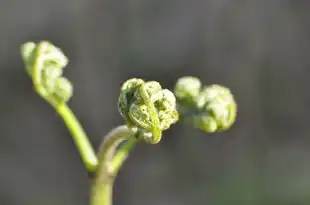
156, 89, 179, 130
21, 42, 36, 76
174, 76, 201, 105
191, 114, 218, 133
52, 77, 73, 104
118, 78, 179, 144
21, 41, 68, 77
21, 41, 72, 105
118, 78, 145, 127
196, 84, 237, 131
40, 41, 68, 71
41, 67, 64, 94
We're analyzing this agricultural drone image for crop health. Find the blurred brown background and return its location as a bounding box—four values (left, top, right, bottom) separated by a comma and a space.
1, 0, 310, 204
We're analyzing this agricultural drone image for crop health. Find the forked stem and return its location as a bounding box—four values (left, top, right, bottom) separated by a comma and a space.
90, 125, 137, 205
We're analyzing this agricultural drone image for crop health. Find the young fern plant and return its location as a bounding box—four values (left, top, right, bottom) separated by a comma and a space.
21, 41, 237, 205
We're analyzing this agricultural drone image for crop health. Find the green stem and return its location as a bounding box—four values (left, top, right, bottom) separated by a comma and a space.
56, 103, 98, 172
110, 138, 137, 174
91, 181, 113, 205
91, 125, 137, 205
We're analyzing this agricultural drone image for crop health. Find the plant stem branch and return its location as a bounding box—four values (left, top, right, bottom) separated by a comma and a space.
110, 138, 137, 175
91, 125, 137, 205
56, 103, 98, 172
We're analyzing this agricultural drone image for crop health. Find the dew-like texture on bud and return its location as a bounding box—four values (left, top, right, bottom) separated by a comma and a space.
21, 41, 72, 105
118, 78, 179, 144
174, 76, 201, 105
196, 85, 237, 131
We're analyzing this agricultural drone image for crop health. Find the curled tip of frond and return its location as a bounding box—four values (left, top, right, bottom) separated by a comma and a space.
174, 76, 237, 133
20, 41, 72, 105
174, 76, 201, 106
195, 84, 237, 132
118, 78, 179, 144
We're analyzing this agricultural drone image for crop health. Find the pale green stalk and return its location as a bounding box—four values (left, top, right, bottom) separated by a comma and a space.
56, 104, 98, 172
91, 125, 137, 205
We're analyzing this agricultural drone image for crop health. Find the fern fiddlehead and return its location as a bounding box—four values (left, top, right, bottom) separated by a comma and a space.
21, 41, 238, 205
21, 41, 73, 106
118, 78, 179, 144
174, 76, 237, 133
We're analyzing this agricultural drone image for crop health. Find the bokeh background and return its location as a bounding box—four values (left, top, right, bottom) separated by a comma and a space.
1, 0, 310, 204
